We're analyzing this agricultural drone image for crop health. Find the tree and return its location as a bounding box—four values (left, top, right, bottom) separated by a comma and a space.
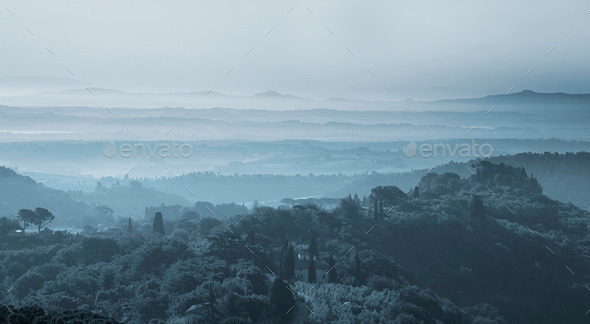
524, 175, 543, 194
95, 206, 114, 225
182, 211, 200, 220
198, 217, 222, 237
371, 186, 406, 203
153, 212, 165, 235
279, 239, 289, 276
206, 228, 247, 261
354, 251, 362, 286
373, 199, 379, 220
127, 217, 133, 233
17, 209, 35, 231
353, 193, 360, 206
0, 217, 21, 234
370, 185, 406, 220
17, 208, 54, 233
247, 230, 256, 245
270, 278, 295, 319
339, 195, 362, 220
33, 208, 55, 233
281, 245, 295, 280
328, 254, 338, 283
414, 186, 420, 198
308, 259, 316, 283
308, 235, 318, 258
470, 194, 485, 219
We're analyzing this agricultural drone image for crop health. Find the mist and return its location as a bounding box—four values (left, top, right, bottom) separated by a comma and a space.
2, 1, 590, 323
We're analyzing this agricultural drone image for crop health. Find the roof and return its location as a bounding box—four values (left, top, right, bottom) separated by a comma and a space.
294, 258, 330, 270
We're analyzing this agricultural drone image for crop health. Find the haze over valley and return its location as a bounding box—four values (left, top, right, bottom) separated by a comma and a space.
2, 1, 590, 322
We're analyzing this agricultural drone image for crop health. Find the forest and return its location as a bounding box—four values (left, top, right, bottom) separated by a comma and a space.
1, 160, 589, 323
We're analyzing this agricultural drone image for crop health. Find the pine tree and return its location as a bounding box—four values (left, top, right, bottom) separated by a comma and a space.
354, 251, 362, 286
27, 208, 55, 233
17, 209, 34, 231
153, 212, 165, 235
328, 254, 338, 283
308, 235, 318, 258
308, 259, 316, 283
127, 217, 133, 233
413, 186, 420, 198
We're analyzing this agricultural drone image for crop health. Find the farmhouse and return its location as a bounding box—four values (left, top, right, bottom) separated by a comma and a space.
294, 251, 330, 283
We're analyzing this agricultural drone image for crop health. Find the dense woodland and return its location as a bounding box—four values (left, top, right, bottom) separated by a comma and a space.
2, 151, 588, 229
1, 160, 590, 323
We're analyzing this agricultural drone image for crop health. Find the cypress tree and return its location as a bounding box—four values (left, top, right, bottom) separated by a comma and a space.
353, 193, 360, 206
373, 199, 379, 220
127, 217, 133, 233
279, 239, 288, 277
308, 259, 316, 283
354, 251, 362, 286
308, 235, 318, 258
153, 212, 165, 235
247, 230, 256, 245
284, 246, 295, 280
328, 254, 338, 283
270, 278, 295, 318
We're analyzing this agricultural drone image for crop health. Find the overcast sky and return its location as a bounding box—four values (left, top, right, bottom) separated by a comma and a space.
1, 0, 589, 100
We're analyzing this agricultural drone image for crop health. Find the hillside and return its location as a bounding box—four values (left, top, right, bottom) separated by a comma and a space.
231, 161, 590, 322
67, 180, 192, 218
1, 161, 589, 322
424, 152, 590, 210
0, 167, 89, 226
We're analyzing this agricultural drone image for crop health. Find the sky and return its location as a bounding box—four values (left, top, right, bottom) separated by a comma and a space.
1, 0, 589, 100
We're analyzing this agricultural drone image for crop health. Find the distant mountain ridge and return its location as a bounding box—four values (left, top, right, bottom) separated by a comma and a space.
2, 87, 590, 112
438, 89, 590, 104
